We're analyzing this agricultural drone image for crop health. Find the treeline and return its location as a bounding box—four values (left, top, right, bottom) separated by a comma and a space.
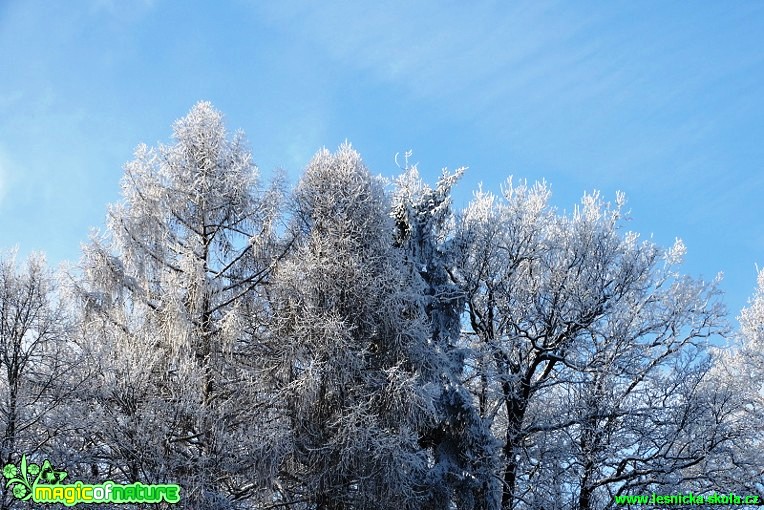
0, 102, 761, 510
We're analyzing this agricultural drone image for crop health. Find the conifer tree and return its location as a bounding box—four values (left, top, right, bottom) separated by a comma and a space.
74, 102, 283, 509
267, 144, 435, 509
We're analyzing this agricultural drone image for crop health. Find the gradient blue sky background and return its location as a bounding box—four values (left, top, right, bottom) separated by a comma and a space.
1, 1, 763, 319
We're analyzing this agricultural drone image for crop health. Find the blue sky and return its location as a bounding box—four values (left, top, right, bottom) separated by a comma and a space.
1, 1, 763, 318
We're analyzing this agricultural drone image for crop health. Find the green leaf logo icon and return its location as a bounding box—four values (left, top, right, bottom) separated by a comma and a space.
3, 455, 68, 501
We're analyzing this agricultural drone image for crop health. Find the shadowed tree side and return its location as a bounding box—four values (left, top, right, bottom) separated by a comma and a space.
393, 164, 500, 510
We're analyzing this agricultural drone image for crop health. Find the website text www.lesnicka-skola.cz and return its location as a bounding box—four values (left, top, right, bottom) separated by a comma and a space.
614, 492, 760, 506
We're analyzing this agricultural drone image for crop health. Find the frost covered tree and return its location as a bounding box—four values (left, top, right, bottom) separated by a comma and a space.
679, 269, 764, 501
72, 102, 284, 509
22, 99, 751, 510
527, 296, 726, 510
453, 180, 726, 509
392, 163, 499, 509
737, 268, 764, 397
392, 158, 466, 358
0, 252, 74, 510
265, 144, 436, 509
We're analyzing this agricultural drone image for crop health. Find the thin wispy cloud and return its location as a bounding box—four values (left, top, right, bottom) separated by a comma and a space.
253, 1, 762, 191
0, 152, 7, 207
255, 1, 580, 105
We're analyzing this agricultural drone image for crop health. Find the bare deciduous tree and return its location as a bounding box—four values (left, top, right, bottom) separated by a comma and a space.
453, 180, 726, 509
0, 252, 73, 509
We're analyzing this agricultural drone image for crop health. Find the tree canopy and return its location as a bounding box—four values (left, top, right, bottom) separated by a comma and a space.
0, 102, 758, 510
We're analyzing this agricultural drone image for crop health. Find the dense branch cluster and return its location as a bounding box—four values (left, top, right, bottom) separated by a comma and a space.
0, 103, 760, 509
